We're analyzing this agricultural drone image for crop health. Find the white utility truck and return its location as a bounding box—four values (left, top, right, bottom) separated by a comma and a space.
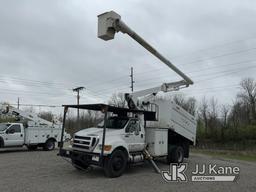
0, 105, 70, 150
59, 11, 196, 178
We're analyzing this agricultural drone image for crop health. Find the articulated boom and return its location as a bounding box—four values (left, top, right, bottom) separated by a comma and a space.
0, 105, 60, 127
98, 11, 194, 111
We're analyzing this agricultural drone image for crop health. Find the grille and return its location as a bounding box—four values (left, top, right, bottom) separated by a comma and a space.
73, 135, 99, 152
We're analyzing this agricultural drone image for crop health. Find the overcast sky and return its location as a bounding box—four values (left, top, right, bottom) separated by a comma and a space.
0, 0, 256, 113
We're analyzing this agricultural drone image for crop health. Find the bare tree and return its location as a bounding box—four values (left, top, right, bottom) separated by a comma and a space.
220, 104, 230, 140
237, 78, 256, 122
229, 101, 242, 135
172, 94, 196, 115
198, 97, 209, 136
208, 97, 218, 138
38, 111, 54, 122
108, 92, 127, 108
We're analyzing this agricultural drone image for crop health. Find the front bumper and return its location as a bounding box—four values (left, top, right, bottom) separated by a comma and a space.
59, 148, 103, 166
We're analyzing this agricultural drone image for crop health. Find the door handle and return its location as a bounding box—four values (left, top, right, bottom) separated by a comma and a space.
20, 134, 23, 137
141, 134, 143, 138
125, 135, 129, 137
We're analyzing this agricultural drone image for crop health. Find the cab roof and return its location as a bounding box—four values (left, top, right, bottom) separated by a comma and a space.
62, 103, 156, 121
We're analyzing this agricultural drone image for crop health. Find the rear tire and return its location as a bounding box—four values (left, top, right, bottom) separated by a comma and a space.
43, 140, 55, 151
27, 145, 38, 151
167, 146, 184, 164
104, 150, 127, 178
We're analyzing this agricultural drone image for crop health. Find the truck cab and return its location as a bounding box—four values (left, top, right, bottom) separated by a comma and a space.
72, 116, 145, 155
0, 123, 25, 147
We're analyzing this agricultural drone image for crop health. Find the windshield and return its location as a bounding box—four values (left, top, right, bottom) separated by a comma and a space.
0, 123, 10, 131
97, 117, 128, 129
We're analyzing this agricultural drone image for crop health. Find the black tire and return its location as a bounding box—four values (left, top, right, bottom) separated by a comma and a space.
0, 138, 4, 148
43, 139, 55, 151
167, 146, 184, 164
104, 150, 127, 178
27, 145, 38, 151
71, 159, 89, 170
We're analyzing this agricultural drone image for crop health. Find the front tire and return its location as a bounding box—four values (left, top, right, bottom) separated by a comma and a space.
43, 140, 55, 151
0, 138, 4, 148
104, 150, 127, 178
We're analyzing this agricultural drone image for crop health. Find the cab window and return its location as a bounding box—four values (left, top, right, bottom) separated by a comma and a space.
7, 125, 21, 133
126, 119, 140, 133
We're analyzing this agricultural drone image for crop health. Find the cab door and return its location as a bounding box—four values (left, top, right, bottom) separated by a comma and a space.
124, 119, 145, 152
5, 124, 24, 146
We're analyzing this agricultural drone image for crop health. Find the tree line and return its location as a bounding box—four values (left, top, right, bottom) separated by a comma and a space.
1, 78, 255, 150
176, 78, 256, 150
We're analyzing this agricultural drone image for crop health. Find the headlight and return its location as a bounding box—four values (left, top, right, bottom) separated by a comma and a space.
98, 144, 112, 151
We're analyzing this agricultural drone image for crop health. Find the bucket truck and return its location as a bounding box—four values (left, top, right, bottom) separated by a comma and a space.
0, 105, 70, 150
58, 11, 197, 178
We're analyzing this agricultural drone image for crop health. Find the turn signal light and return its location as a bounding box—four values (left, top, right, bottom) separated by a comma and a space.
104, 145, 112, 151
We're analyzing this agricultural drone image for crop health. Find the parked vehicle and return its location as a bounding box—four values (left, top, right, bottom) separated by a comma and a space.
59, 11, 196, 177
0, 106, 70, 150
60, 101, 196, 178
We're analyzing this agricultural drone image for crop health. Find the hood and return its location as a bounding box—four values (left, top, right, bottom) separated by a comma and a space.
75, 127, 123, 137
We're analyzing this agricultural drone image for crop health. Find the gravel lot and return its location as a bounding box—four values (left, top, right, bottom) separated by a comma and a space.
0, 148, 255, 192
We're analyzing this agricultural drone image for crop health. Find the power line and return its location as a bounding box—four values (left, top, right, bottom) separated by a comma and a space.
1, 39, 256, 100
87, 47, 256, 91
123, 59, 256, 87
74, 36, 256, 87
93, 63, 254, 95
94, 63, 256, 95
0, 43, 255, 95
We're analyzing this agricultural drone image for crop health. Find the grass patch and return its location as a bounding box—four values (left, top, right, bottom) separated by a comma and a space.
191, 148, 256, 162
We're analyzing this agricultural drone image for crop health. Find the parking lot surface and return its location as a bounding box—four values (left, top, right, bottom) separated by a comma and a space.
0, 148, 255, 192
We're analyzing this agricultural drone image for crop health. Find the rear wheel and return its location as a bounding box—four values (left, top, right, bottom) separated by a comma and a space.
27, 145, 38, 151
43, 140, 55, 151
167, 146, 184, 164
104, 150, 127, 178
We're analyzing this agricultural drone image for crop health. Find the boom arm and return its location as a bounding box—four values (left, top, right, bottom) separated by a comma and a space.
0, 105, 60, 127
98, 11, 193, 87
98, 11, 194, 110
125, 80, 187, 110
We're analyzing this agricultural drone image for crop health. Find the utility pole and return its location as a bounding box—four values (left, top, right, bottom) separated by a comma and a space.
130, 67, 135, 92
17, 97, 20, 109
73, 87, 85, 121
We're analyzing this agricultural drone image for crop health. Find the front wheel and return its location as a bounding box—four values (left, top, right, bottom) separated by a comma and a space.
104, 150, 128, 178
0, 138, 4, 148
43, 140, 55, 151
